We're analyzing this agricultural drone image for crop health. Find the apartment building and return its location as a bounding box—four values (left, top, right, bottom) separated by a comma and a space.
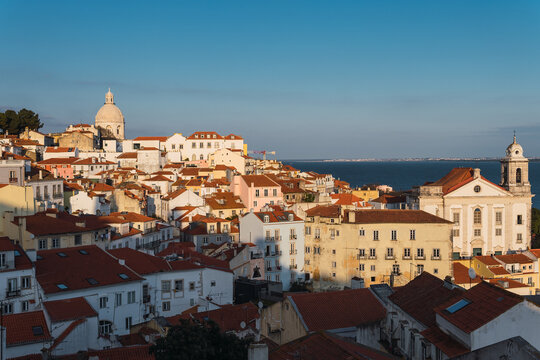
304, 205, 453, 290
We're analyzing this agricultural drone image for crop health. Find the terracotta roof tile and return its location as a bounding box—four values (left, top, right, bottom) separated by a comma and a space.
44, 297, 97, 322
289, 288, 386, 331
241, 175, 280, 187
3, 311, 52, 346
108, 248, 171, 274
133, 136, 168, 141
452, 262, 482, 285
420, 327, 469, 357
495, 254, 533, 264
434, 281, 523, 333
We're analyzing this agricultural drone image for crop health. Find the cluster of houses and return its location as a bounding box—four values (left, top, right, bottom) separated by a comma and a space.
0, 91, 537, 359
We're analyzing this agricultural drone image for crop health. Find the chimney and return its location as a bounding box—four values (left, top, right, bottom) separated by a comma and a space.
119, 259, 125, 266
348, 211, 355, 223
248, 344, 268, 360
473, 168, 481, 179
39, 170, 43, 180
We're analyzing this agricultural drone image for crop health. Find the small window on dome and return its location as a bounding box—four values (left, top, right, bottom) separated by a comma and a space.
515, 150, 519, 155
474, 185, 481, 193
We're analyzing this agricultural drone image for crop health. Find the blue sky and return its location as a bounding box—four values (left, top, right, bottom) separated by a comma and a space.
1, 1, 539, 159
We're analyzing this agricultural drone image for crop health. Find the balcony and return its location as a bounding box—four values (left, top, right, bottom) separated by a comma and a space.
402, 255, 412, 260
289, 264, 298, 270
415, 255, 425, 260
53, 193, 63, 199
385, 255, 395, 260
6, 289, 20, 298
143, 295, 151, 303
357, 254, 366, 260
290, 235, 297, 240
289, 249, 297, 255
431, 255, 441, 260
265, 237, 273, 242
368, 255, 377, 260
8, 177, 17, 184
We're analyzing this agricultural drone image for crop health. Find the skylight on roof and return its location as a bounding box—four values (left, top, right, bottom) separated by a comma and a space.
36, 255, 43, 260
56, 252, 67, 258
118, 273, 130, 280
14, 250, 20, 257
32, 326, 44, 336
86, 278, 99, 285
79, 250, 89, 255
446, 299, 471, 314
56, 284, 68, 290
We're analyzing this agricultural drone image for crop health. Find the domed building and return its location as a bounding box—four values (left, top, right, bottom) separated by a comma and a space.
95, 89, 125, 140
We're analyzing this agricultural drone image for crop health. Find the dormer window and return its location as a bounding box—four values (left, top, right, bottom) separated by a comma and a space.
288, 214, 294, 221
264, 215, 269, 223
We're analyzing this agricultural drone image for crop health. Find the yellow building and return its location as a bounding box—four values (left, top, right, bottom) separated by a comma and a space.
352, 188, 379, 202
0, 184, 36, 233
304, 205, 453, 290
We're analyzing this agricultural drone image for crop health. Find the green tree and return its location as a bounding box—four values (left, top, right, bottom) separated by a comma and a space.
150, 318, 252, 360
0, 108, 43, 135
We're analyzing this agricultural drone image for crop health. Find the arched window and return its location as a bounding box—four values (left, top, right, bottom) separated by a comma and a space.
516, 168, 522, 184
473, 208, 482, 225
117, 126, 120, 135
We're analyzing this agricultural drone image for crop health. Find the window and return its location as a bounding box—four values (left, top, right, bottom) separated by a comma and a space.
373, 230, 379, 241
189, 281, 195, 291
51, 238, 60, 248
21, 300, 29, 312
253, 201, 257, 207
369, 248, 376, 258
255, 189, 260, 197
495, 228, 502, 236
127, 291, 136, 304
99, 320, 112, 335
453, 213, 460, 225
99, 296, 108, 309
21, 276, 31, 289
264, 189, 268, 197
332, 249, 336, 254
410, 229, 416, 240
358, 248, 365, 258
2, 303, 12, 314
332, 261, 336, 268
474, 229, 481, 237
392, 264, 400, 274
74, 234, 82, 245
517, 233, 523, 243
417, 264, 424, 275
314, 228, 320, 239
472, 248, 482, 256
452, 229, 460, 237
391, 230, 397, 240
474, 185, 481, 193
163, 301, 171, 311
495, 211, 502, 225
359, 229, 365, 237
473, 208, 482, 224
359, 264, 365, 271
517, 215, 523, 225
125, 316, 132, 330
516, 168, 522, 183
0, 253, 4, 267
273, 189, 277, 196
199, 142, 204, 148
115, 293, 122, 306
38, 239, 47, 250
211, 280, 216, 287
305, 226, 311, 235
174, 280, 184, 291
404, 248, 411, 258
433, 248, 440, 258
370, 265, 376, 271
417, 248, 424, 258
386, 248, 394, 257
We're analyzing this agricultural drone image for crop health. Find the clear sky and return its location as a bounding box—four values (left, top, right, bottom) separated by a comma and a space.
1, 1, 539, 159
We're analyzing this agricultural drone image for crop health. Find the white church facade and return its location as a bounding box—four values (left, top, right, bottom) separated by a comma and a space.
410, 136, 533, 258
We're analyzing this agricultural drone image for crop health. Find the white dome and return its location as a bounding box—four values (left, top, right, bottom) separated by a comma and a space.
506, 134, 524, 158
95, 89, 124, 125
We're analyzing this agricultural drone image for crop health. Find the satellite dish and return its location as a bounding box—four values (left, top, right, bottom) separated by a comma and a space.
240, 321, 246, 329
468, 268, 476, 279
258, 301, 263, 309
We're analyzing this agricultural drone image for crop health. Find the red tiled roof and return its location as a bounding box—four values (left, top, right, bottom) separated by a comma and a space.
495, 254, 533, 264
44, 297, 97, 322
529, 249, 540, 258
489, 278, 530, 289
162, 188, 187, 200
133, 136, 168, 141
186, 131, 223, 140
254, 210, 302, 223
452, 262, 482, 285
344, 209, 452, 224
224, 133, 243, 140
92, 183, 115, 192
146, 175, 173, 182
45, 147, 74, 152
288, 288, 386, 331
241, 175, 280, 187
13, 212, 109, 236
111, 227, 142, 240
388, 272, 463, 328
109, 212, 155, 223
86, 345, 154, 360
426, 167, 507, 195
3, 311, 52, 346
420, 327, 469, 357
37, 157, 79, 165
73, 158, 116, 165
330, 193, 363, 206
305, 205, 341, 218
156, 242, 196, 257
435, 281, 523, 333
270, 331, 394, 360
187, 302, 259, 332
489, 266, 510, 275
371, 194, 406, 204
108, 248, 171, 274
117, 152, 137, 159
36, 245, 143, 294
475, 255, 501, 266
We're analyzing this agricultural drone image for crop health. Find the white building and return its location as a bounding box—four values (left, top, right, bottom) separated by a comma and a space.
240, 207, 305, 290
70, 191, 111, 215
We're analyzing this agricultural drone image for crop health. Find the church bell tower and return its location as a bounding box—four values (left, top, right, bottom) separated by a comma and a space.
500, 134, 530, 195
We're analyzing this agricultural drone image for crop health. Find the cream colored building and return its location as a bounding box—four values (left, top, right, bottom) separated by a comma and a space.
411, 137, 533, 258
304, 205, 453, 290
0, 184, 36, 233
95, 89, 125, 140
